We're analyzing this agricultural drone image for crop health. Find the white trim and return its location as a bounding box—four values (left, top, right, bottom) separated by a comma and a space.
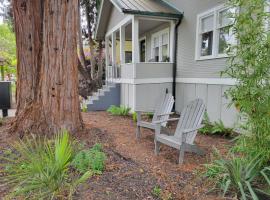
109, 77, 237, 85
105, 16, 132, 37
151, 27, 170, 62
176, 78, 237, 85
132, 16, 140, 65
110, 0, 124, 13
195, 4, 235, 61
109, 78, 173, 85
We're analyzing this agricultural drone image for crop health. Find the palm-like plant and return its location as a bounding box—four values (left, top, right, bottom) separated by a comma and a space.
0, 130, 91, 199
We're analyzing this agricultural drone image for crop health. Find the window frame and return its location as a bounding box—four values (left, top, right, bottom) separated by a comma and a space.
151, 28, 170, 62
195, 4, 235, 60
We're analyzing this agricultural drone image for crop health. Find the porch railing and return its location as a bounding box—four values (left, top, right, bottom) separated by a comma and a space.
107, 65, 121, 81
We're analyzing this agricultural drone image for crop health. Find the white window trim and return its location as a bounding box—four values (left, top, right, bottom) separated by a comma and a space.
151, 28, 170, 62
195, 4, 235, 61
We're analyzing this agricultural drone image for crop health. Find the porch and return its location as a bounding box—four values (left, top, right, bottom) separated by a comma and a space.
105, 16, 176, 82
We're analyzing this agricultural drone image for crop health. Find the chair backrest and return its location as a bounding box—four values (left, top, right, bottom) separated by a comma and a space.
175, 99, 206, 144
152, 93, 174, 127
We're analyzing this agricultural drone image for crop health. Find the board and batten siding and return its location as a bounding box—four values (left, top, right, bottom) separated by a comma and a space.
176, 83, 238, 127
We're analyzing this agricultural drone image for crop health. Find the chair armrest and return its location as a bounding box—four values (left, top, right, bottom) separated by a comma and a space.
182, 125, 204, 134
156, 112, 174, 117
153, 118, 180, 124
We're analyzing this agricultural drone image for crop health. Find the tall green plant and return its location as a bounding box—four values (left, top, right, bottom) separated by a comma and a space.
0, 130, 91, 199
224, 0, 270, 161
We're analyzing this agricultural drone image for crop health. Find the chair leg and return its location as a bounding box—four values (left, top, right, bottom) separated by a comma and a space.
178, 146, 185, 165
136, 126, 141, 139
154, 139, 160, 155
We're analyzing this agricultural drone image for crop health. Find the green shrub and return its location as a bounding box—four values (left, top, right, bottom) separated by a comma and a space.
146, 112, 154, 119
152, 186, 162, 198
107, 105, 131, 116
81, 103, 88, 113
132, 112, 137, 122
0, 117, 3, 126
0, 130, 91, 199
199, 114, 234, 137
71, 143, 106, 174
204, 151, 270, 199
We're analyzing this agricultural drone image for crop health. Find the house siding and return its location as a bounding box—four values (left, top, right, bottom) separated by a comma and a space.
106, 6, 126, 33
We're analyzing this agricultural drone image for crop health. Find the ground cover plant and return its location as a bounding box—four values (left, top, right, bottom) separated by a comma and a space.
205, 0, 270, 199
199, 114, 234, 137
0, 130, 100, 199
107, 105, 131, 116
71, 143, 106, 174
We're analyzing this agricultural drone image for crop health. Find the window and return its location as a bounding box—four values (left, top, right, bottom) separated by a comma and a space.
151, 28, 170, 62
140, 38, 146, 62
196, 5, 236, 60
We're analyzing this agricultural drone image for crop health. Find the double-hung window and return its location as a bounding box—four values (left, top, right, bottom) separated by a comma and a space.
151, 28, 170, 62
196, 5, 236, 60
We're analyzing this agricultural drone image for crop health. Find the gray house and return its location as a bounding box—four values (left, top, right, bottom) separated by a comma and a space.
90, 0, 238, 127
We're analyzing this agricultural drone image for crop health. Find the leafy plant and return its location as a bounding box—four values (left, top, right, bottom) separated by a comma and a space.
0, 117, 3, 126
212, 120, 234, 137
71, 143, 106, 174
0, 130, 91, 199
146, 112, 154, 119
204, 151, 270, 199
199, 114, 234, 137
223, 0, 270, 161
152, 186, 162, 198
132, 112, 137, 122
81, 103, 88, 113
107, 105, 131, 116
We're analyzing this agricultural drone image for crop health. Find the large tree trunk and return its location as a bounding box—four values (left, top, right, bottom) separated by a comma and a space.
11, 0, 83, 135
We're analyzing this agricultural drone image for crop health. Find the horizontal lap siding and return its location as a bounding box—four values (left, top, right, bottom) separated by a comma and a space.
168, 0, 227, 78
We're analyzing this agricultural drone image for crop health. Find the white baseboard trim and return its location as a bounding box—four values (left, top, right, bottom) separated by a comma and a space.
109, 78, 173, 84
108, 78, 237, 85
176, 78, 237, 85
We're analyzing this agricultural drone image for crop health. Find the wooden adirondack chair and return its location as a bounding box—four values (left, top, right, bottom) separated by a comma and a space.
136, 93, 174, 139
154, 99, 206, 164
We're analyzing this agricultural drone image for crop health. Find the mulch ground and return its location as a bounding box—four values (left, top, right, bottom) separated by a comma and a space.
0, 112, 233, 200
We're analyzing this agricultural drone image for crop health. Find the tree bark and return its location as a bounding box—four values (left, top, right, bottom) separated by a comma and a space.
11, 0, 83, 135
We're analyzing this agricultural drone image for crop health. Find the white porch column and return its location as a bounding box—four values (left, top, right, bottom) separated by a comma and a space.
170, 21, 176, 62
120, 25, 126, 64
111, 32, 116, 78
132, 16, 140, 64
105, 36, 110, 81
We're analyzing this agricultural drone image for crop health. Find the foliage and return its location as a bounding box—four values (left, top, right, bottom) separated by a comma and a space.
71, 143, 106, 174
81, 103, 88, 113
146, 112, 154, 119
223, 0, 270, 161
107, 105, 131, 116
204, 150, 270, 199
0, 117, 3, 126
199, 114, 234, 137
152, 186, 162, 198
0, 130, 91, 199
132, 112, 137, 122
0, 23, 16, 79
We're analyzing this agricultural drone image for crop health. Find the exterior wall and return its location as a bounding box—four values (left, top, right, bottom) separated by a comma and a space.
120, 83, 134, 109
106, 6, 126, 33
135, 83, 172, 111
176, 82, 238, 127
135, 63, 172, 79
169, 0, 227, 78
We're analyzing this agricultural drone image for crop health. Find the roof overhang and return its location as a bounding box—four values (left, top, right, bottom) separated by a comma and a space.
95, 0, 183, 40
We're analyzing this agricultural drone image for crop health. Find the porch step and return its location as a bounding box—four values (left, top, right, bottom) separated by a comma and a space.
83, 83, 120, 111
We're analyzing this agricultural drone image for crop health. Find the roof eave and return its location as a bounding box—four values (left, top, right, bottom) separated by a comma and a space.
122, 9, 183, 20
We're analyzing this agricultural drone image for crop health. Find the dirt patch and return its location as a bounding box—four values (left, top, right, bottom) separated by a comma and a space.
0, 112, 232, 200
